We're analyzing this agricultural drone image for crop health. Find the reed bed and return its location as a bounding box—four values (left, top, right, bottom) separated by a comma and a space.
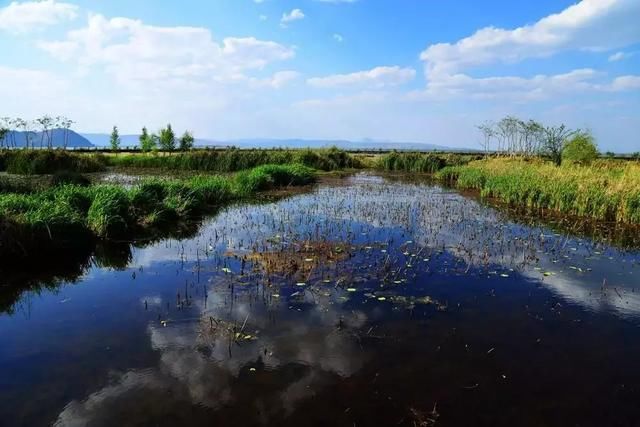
0, 150, 106, 174
437, 158, 640, 224
376, 152, 479, 173
0, 164, 316, 260
106, 147, 360, 172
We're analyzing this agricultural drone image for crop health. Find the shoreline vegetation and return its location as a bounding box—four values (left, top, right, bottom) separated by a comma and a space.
2, 139, 640, 270
0, 163, 315, 266
435, 158, 640, 224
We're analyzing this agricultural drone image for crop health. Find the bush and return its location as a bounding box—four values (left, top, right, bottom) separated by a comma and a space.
562, 132, 599, 165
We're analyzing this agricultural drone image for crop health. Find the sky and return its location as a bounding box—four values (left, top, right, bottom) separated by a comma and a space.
0, 0, 639, 151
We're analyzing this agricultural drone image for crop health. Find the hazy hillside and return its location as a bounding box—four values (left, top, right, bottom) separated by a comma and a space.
2, 129, 94, 148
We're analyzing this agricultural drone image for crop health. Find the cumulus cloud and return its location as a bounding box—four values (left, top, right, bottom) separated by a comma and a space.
38, 13, 295, 84
417, 0, 640, 100
0, 0, 77, 34
308, 66, 416, 88
420, 0, 640, 77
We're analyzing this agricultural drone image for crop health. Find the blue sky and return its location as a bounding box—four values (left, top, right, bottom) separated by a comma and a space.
0, 0, 639, 151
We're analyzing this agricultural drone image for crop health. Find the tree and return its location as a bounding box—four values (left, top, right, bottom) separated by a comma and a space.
541, 124, 575, 166
0, 123, 8, 149
58, 116, 74, 149
179, 131, 194, 151
139, 126, 156, 152
562, 131, 598, 165
159, 124, 175, 151
519, 119, 544, 156
477, 121, 495, 154
110, 126, 121, 151
0, 117, 10, 149
36, 115, 54, 149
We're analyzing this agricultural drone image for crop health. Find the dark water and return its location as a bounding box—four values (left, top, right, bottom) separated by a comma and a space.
1, 174, 639, 427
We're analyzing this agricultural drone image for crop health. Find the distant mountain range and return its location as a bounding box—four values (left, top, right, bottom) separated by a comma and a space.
81, 134, 461, 151
1, 129, 93, 148
1, 129, 463, 151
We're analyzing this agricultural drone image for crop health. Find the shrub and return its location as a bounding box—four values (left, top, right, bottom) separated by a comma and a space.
562, 132, 599, 165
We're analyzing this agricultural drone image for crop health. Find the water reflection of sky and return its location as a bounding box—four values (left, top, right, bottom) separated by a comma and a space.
1, 173, 640, 426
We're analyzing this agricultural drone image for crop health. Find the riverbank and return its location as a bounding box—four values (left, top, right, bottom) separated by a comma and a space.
0, 164, 315, 265
436, 158, 640, 224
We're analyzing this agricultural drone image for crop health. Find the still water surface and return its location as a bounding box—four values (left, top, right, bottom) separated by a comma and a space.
1, 174, 639, 426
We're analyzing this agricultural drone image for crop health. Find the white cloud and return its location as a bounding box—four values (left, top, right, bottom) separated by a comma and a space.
608, 75, 640, 91
308, 66, 416, 88
416, 0, 640, 101
333, 33, 343, 42
281, 8, 304, 26
38, 13, 295, 84
420, 0, 640, 77
608, 51, 632, 61
0, 0, 77, 34
247, 70, 301, 89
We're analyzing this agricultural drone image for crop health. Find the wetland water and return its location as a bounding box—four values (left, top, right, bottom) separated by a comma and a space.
1, 173, 639, 426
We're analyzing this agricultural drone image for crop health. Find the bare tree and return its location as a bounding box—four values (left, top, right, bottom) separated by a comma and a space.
541, 124, 576, 166
477, 121, 495, 154
36, 115, 55, 149
58, 116, 74, 149
518, 119, 544, 156
0, 117, 9, 149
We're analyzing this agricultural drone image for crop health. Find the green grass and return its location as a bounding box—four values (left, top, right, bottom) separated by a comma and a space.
376, 152, 479, 173
1, 150, 106, 175
0, 164, 317, 261
105, 147, 360, 172
436, 158, 640, 224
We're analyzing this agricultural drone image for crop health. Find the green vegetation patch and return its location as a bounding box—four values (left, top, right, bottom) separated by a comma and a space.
0, 164, 318, 261
436, 158, 640, 224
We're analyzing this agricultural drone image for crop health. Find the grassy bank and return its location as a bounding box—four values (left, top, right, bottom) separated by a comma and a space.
436, 158, 640, 224
105, 147, 360, 172
376, 152, 480, 173
0, 150, 106, 174
0, 164, 315, 263
0, 147, 360, 175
